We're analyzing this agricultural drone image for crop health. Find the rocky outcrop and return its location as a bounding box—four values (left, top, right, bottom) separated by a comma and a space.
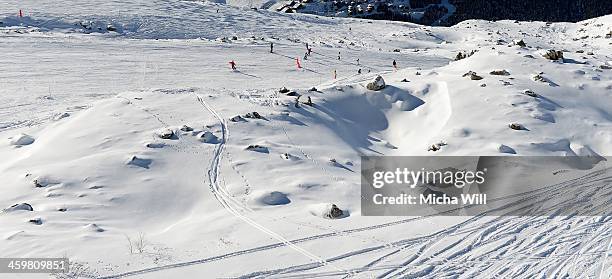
463, 71, 483, 80
543, 50, 564, 61
366, 75, 386, 91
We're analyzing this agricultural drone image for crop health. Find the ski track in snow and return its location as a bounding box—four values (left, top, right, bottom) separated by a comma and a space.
1, 1, 611, 278
99, 162, 612, 278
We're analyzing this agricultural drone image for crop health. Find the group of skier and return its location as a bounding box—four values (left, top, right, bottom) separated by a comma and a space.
229, 41, 398, 79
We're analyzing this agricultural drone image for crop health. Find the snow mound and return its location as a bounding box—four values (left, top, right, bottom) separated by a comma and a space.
250, 191, 290, 206
3, 203, 34, 212
198, 131, 218, 144
83, 223, 105, 233
8, 133, 35, 146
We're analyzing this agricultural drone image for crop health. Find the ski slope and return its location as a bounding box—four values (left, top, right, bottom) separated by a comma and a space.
0, 1, 611, 278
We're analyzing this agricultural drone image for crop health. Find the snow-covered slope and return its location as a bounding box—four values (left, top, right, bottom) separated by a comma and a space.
1, 1, 611, 278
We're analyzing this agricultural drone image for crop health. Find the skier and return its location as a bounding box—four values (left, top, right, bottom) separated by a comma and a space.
304, 52, 308, 60
229, 60, 237, 71
392, 59, 397, 70
333, 69, 337, 79
357, 58, 360, 65
338, 51, 341, 60
358, 68, 362, 74
270, 42, 274, 53
308, 47, 312, 56
305, 42, 309, 52
296, 57, 302, 69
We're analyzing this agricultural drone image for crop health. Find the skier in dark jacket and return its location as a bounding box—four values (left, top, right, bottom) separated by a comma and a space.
270, 42, 274, 53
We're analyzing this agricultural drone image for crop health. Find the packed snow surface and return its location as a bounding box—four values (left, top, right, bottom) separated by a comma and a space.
1, 1, 611, 278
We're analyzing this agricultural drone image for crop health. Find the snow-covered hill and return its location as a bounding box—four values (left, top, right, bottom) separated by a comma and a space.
1, 1, 611, 278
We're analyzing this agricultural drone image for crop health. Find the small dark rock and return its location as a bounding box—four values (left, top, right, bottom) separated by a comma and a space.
245, 112, 263, 119
523, 90, 538, 97
180, 125, 193, 132
325, 204, 344, 219
463, 71, 483, 80
509, 123, 525, 130
490, 70, 510, 76
230, 115, 246, 122
514, 39, 527, 47
279, 87, 290, 93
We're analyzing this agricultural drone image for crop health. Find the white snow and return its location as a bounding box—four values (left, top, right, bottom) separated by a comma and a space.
0, 1, 611, 278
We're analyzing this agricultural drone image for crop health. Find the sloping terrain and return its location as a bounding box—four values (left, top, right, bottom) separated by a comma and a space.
0, 1, 611, 278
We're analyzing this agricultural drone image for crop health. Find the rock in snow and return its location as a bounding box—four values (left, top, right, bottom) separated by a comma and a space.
463, 71, 483, 80
542, 50, 564, 60
156, 129, 175, 139
366, 75, 386, 91
309, 203, 346, 219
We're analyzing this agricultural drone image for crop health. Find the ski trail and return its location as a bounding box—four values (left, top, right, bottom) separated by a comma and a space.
194, 93, 347, 273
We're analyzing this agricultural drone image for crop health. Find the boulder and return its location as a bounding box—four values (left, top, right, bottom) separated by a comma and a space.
463, 71, 483, 80
229, 115, 246, 122
180, 125, 193, 132
156, 129, 174, 139
428, 142, 447, 152
509, 123, 525, 130
455, 52, 467, 61
533, 74, 547, 83
542, 50, 563, 60
366, 75, 386, 91
245, 144, 268, 153
523, 89, 538, 97
490, 70, 510, 76
279, 87, 290, 93
455, 50, 476, 61
106, 25, 117, 32
244, 112, 263, 119
514, 39, 527, 47
324, 204, 344, 219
